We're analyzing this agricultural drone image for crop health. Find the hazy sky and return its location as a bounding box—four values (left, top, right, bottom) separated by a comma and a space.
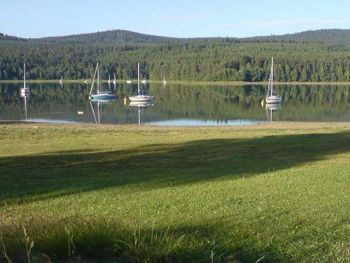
1, 0, 350, 38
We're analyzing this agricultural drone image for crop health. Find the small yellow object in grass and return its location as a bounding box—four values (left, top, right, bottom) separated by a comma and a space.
77, 111, 84, 115
261, 99, 265, 107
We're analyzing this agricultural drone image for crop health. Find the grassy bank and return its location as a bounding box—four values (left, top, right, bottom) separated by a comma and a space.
1, 123, 350, 262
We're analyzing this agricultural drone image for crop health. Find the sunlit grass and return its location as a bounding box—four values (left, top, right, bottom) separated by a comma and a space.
1, 123, 350, 262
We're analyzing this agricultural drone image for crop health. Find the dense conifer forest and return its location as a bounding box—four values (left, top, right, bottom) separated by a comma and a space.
2, 29, 350, 81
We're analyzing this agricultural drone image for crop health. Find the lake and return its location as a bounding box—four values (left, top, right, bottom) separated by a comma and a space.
1, 82, 350, 125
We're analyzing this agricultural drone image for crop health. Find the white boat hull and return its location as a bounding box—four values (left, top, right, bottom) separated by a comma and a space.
129, 95, 153, 102
20, 88, 29, 97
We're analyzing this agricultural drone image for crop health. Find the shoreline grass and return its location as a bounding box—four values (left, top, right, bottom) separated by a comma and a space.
1, 123, 350, 262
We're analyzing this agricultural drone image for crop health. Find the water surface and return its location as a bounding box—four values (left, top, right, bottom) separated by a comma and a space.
1, 82, 350, 125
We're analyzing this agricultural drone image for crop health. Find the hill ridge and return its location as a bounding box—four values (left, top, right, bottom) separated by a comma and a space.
2, 28, 350, 44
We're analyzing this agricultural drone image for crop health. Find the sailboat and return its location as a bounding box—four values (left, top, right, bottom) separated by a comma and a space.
20, 63, 29, 97
162, 76, 167, 85
89, 63, 116, 101
128, 63, 153, 102
265, 57, 282, 104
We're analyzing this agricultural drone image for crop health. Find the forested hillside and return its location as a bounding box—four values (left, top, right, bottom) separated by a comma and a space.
37, 30, 182, 44
1, 29, 350, 82
250, 29, 350, 45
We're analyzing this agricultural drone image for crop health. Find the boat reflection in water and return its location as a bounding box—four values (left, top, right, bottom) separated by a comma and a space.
20, 63, 30, 120
265, 102, 282, 122
90, 97, 116, 124
127, 100, 154, 125
20, 90, 29, 121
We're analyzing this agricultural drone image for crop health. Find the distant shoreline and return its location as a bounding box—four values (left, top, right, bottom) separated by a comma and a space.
1, 79, 350, 86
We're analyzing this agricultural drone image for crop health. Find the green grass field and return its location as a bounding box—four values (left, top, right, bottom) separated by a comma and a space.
1, 123, 350, 262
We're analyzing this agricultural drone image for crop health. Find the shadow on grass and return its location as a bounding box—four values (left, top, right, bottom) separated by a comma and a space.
1, 130, 350, 203
1, 218, 288, 263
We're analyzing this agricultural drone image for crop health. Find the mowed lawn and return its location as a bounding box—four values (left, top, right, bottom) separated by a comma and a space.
1, 123, 350, 262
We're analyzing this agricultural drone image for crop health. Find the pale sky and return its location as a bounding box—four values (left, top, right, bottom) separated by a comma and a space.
1, 0, 350, 38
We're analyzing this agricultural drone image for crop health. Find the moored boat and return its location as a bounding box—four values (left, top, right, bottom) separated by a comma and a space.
265, 57, 282, 104
89, 63, 116, 101
128, 63, 153, 102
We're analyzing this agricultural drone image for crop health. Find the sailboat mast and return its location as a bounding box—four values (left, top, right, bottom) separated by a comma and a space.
97, 64, 100, 94
23, 63, 26, 89
137, 62, 140, 95
271, 57, 274, 96
89, 63, 99, 95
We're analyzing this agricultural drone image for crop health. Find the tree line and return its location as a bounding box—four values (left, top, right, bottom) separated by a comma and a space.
2, 39, 350, 82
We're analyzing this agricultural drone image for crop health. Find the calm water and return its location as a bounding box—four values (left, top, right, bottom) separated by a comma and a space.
1, 82, 350, 125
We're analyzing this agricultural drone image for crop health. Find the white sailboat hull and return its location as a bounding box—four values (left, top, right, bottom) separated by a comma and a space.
129, 95, 153, 102
266, 95, 282, 104
20, 88, 29, 97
